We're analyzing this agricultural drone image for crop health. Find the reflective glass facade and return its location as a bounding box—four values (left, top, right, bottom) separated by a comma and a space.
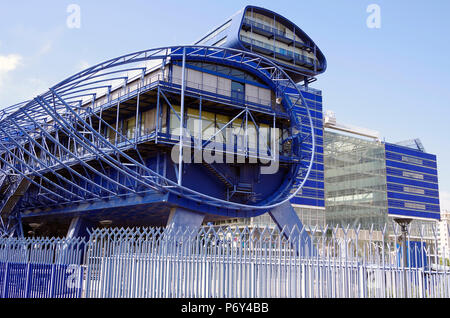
322, 132, 440, 235
323, 131, 388, 228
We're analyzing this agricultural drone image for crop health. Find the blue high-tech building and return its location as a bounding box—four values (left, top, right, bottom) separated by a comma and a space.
0, 6, 328, 238
0, 6, 440, 238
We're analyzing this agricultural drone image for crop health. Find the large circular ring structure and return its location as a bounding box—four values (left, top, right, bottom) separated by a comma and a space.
0, 46, 315, 213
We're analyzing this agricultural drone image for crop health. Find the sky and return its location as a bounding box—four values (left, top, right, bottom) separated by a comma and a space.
0, 0, 449, 211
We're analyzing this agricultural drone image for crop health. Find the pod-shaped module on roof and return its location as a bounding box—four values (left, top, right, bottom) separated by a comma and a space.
195, 5, 327, 83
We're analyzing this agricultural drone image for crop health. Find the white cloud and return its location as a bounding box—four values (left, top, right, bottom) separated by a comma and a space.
0, 54, 22, 73
0, 54, 23, 89
441, 190, 450, 212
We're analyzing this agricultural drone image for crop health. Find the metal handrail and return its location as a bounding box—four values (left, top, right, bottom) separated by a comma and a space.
240, 35, 317, 67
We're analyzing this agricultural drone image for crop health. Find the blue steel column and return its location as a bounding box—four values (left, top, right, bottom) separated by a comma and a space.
269, 202, 314, 255
14, 214, 24, 237
178, 47, 187, 186
166, 206, 205, 230
66, 216, 97, 239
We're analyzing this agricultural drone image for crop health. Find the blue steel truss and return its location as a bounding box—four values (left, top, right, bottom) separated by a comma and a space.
0, 46, 315, 236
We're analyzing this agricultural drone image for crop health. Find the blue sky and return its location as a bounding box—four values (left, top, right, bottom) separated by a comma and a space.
0, 0, 449, 210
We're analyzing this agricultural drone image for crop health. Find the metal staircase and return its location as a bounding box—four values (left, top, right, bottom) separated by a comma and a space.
235, 182, 253, 194
201, 162, 257, 202
201, 162, 234, 189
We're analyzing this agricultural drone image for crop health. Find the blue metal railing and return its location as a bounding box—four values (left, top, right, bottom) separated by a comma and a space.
242, 18, 308, 45
240, 35, 317, 68
242, 18, 315, 50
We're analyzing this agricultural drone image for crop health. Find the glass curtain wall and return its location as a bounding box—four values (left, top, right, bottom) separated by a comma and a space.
324, 131, 388, 229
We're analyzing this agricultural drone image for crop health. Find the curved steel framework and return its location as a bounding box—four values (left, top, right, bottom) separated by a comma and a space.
0, 46, 315, 236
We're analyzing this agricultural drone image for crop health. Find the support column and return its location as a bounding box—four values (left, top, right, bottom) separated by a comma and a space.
14, 215, 24, 238
178, 47, 187, 186
166, 206, 205, 231
66, 216, 97, 240
269, 202, 315, 256
63, 217, 96, 265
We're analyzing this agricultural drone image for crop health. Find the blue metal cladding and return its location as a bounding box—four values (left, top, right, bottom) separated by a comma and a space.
290, 87, 325, 208
384, 143, 440, 220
